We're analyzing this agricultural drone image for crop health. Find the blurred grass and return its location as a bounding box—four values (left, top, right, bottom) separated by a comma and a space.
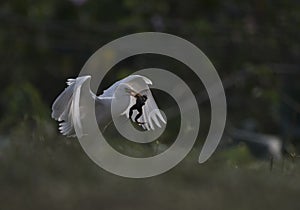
1, 119, 300, 210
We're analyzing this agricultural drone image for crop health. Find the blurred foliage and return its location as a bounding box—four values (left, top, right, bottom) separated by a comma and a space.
0, 82, 49, 132
0, 0, 300, 209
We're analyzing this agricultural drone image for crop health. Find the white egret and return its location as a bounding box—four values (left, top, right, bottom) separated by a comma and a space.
51, 75, 166, 137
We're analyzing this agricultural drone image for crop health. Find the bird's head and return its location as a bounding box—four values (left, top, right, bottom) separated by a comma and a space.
142, 95, 148, 101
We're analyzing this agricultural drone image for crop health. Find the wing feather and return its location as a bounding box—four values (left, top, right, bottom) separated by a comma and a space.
107, 75, 166, 130
51, 76, 93, 137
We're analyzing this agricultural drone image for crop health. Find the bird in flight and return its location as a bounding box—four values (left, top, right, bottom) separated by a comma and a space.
51, 75, 166, 137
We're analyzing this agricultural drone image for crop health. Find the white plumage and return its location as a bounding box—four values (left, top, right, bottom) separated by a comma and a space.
51, 75, 166, 137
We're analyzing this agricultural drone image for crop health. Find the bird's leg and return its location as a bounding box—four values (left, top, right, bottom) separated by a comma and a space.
155, 140, 160, 155
102, 120, 113, 133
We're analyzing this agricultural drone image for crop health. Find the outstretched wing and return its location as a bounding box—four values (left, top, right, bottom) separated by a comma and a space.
51, 76, 94, 137
102, 75, 166, 130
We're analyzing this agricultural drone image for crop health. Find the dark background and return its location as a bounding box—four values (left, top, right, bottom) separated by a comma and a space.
1, 0, 300, 209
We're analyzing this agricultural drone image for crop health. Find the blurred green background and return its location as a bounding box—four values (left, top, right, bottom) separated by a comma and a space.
1, 0, 300, 209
